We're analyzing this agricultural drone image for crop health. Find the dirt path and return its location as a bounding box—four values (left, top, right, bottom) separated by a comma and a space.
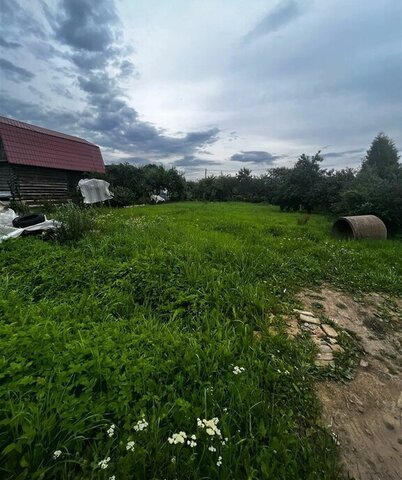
299, 287, 402, 480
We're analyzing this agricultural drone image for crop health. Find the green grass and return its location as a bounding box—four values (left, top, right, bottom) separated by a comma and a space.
1, 202, 401, 480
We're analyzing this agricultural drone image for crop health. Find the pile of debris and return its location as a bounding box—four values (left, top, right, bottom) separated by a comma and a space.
0, 204, 59, 243
293, 309, 344, 367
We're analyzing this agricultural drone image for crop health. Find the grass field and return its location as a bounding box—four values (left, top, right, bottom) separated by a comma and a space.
1, 202, 401, 479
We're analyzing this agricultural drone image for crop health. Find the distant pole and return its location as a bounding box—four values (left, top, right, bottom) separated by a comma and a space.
205, 168, 207, 178
221, 170, 223, 176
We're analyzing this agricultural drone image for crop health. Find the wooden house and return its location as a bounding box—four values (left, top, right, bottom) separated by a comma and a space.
0, 116, 105, 205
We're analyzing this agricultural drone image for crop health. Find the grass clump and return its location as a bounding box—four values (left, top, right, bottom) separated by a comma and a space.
53, 203, 94, 243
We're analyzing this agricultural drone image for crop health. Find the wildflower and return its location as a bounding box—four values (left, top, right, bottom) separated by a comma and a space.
126, 440, 135, 452
133, 417, 149, 432
232, 366, 245, 375
223, 407, 228, 412
187, 439, 197, 448
53, 450, 62, 459
171, 456, 176, 463
191, 434, 196, 440
168, 432, 187, 444
98, 457, 111, 469
109, 476, 116, 480
198, 418, 222, 437
107, 424, 116, 437
217, 456, 222, 467
208, 446, 217, 452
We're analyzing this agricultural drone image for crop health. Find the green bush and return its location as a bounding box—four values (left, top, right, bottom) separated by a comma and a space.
53, 203, 94, 243
110, 185, 136, 207
334, 172, 402, 234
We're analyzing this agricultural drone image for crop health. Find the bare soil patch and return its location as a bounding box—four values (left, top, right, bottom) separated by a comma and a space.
299, 287, 402, 480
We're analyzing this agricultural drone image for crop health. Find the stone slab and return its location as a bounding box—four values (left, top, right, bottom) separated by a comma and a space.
316, 352, 334, 361
293, 309, 315, 317
330, 344, 345, 354
300, 313, 320, 325
321, 324, 338, 338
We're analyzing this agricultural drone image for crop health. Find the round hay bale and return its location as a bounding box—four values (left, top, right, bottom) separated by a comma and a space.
332, 215, 387, 240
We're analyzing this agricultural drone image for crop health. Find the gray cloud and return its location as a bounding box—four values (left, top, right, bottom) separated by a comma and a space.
244, 0, 302, 43
45, 0, 123, 71
0, 95, 78, 132
77, 72, 114, 95
0, 37, 22, 49
107, 156, 151, 166
0, 58, 34, 82
28, 85, 46, 100
71, 51, 110, 70
119, 60, 137, 79
173, 155, 221, 167
1, 0, 45, 39
123, 156, 151, 165
223, 0, 402, 152
51, 0, 119, 53
50, 84, 74, 100
230, 151, 282, 164
323, 149, 364, 159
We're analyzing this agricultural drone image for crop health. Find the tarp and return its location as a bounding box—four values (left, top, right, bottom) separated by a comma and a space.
78, 179, 113, 204
0, 209, 59, 243
150, 194, 165, 203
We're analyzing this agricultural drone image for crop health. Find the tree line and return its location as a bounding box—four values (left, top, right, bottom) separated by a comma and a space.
101, 133, 402, 234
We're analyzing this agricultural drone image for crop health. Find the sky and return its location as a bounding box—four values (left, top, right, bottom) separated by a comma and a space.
1, 0, 401, 179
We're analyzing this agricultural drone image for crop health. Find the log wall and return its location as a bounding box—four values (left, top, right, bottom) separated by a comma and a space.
1, 163, 83, 205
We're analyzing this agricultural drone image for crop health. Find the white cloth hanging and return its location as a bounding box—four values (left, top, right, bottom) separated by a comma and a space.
78, 179, 114, 204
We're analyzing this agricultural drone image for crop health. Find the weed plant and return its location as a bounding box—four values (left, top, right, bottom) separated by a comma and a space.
53, 203, 95, 244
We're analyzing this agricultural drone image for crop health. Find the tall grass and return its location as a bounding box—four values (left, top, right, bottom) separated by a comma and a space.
0, 202, 400, 479
53, 203, 94, 244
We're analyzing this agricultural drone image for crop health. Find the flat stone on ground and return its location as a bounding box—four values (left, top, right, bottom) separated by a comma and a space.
312, 327, 326, 338
294, 309, 315, 317
330, 344, 345, 354
321, 324, 338, 338
302, 322, 317, 331
317, 352, 334, 361
315, 359, 335, 367
319, 344, 333, 354
300, 313, 320, 325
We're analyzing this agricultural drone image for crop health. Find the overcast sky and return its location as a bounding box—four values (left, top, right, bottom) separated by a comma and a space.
1, 0, 401, 178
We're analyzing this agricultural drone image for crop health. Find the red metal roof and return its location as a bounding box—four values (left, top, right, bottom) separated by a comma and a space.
0, 116, 105, 173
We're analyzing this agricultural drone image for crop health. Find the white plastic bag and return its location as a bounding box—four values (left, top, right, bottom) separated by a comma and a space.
0, 208, 16, 226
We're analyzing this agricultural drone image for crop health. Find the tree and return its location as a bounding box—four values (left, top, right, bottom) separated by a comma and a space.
361, 133, 400, 179
275, 152, 324, 212
235, 168, 253, 200
236, 167, 252, 181
166, 168, 186, 200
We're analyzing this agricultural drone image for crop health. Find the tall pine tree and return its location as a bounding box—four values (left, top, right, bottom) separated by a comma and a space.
361, 133, 400, 179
